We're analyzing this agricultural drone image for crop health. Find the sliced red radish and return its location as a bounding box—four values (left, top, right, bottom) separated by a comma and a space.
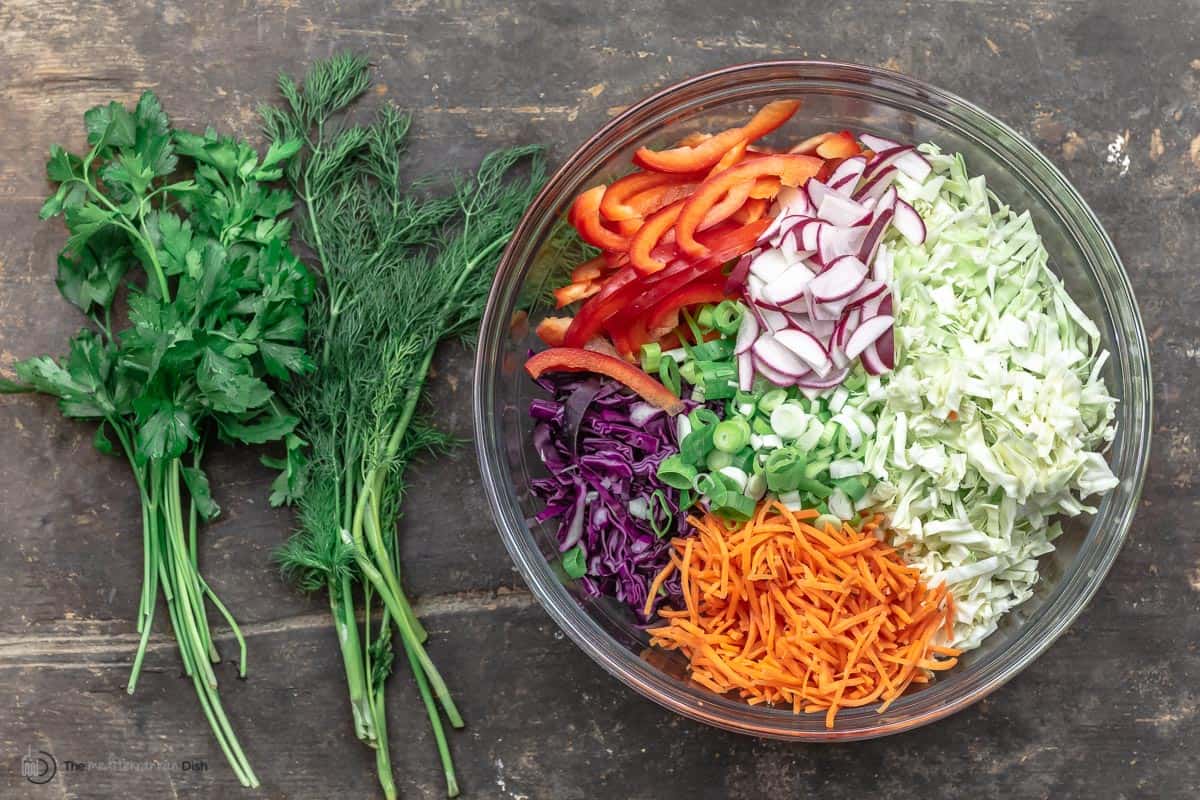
753, 335, 812, 378
808, 255, 867, 302
772, 328, 831, 376
829, 155, 868, 189
893, 199, 927, 244
817, 225, 868, 265
859, 133, 902, 153
805, 178, 844, 209
749, 248, 790, 283
861, 145, 916, 183
799, 219, 824, 251
761, 262, 816, 305
737, 350, 755, 391
876, 327, 895, 369
842, 279, 887, 310
853, 166, 898, 202
759, 307, 789, 333
844, 314, 895, 360
859, 341, 888, 375
753, 353, 801, 387
734, 310, 759, 355
774, 185, 811, 215
893, 150, 932, 181
857, 208, 894, 265
725, 249, 757, 293
818, 193, 872, 227
795, 366, 850, 389
871, 246, 893, 284
874, 185, 898, 216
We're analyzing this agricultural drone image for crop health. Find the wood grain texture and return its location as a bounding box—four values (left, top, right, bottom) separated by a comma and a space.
0, 0, 1197, 797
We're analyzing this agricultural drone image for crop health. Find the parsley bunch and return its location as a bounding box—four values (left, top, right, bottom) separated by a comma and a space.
1, 93, 314, 787
263, 54, 544, 798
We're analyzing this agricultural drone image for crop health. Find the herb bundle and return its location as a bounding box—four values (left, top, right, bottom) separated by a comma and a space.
262, 54, 544, 797
0, 95, 314, 785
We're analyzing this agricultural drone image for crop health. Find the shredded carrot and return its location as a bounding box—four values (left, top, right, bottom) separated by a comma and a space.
647, 501, 957, 728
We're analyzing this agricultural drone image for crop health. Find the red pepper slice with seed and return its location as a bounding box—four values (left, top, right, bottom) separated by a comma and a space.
524, 347, 685, 414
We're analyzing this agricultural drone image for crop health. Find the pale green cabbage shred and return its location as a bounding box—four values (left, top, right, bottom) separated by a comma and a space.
865, 143, 1119, 651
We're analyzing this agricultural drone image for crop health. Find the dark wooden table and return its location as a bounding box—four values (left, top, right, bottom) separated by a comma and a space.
1, 1, 1195, 798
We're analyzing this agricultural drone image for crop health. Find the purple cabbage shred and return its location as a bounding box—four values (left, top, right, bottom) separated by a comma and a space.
529, 372, 693, 621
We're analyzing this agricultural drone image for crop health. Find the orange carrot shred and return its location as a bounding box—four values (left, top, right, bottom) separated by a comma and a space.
645, 502, 956, 727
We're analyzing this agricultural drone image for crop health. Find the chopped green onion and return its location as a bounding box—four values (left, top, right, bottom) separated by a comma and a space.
658, 356, 681, 396
680, 424, 715, 465
648, 490, 674, 539
751, 415, 773, 436
640, 342, 662, 373
679, 360, 699, 386
713, 418, 750, 453
657, 455, 698, 490
689, 407, 720, 429
562, 545, 587, 579
710, 490, 756, 521
705, 449, 735, 472
745, 471, 767, 500
689, 339, 735, 362
758, 389, 788, 414
712, 300, 743, 335
764, 447, 807, 492
804, 459, 830, 480
834, 476, 868, 502
680, 308, 704, 346
770, 402, 809, 439
696, 304, 716, 331
731, 446, 756, 474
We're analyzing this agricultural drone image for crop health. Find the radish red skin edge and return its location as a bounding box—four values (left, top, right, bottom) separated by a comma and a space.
525, 347, 686, 415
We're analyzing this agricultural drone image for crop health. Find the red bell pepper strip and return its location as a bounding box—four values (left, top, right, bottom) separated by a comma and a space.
749, 176, 781, 199
629, 199, 685, 275
564, 219, 768, 348
553, 280, 600, 309
788, 131, 833, 155
615, 219, 771, 322
624, 181, 698, 218
535, 316, 573, 346
643, 280, 730, 335
707, 140, 749, 177
674, 154, 822, 258
524, 347, 685, 415
569, 185, 630, 251
570, 255, 607, 283
600, 170, 699, 221
633, 100, 801, 173
815, 130, 861, 159
731, 197, 768, 224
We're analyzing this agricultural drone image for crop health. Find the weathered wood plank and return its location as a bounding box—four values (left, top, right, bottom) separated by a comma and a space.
0, 0, 1197, 797
2, 600, 1197, 799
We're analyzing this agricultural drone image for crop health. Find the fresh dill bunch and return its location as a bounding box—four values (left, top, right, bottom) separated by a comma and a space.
263, 52, 545, 800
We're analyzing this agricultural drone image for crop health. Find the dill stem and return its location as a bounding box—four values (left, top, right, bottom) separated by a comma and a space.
402, 633, 459, 797
330, 576, 374, 743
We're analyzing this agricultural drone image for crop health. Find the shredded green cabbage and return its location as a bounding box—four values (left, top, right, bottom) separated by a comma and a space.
866, 144, 1119, 650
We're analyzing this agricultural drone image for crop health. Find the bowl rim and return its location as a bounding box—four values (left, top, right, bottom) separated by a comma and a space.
474, 59, 1153, 740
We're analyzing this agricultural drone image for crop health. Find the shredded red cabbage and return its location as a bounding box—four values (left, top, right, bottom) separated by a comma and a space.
529, 372, 691, 621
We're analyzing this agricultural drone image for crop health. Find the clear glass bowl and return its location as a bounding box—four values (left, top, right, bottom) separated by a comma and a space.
473, 62, 1152, 739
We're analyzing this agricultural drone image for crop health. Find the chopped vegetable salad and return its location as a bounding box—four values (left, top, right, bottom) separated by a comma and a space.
525, 103, 1117, 725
